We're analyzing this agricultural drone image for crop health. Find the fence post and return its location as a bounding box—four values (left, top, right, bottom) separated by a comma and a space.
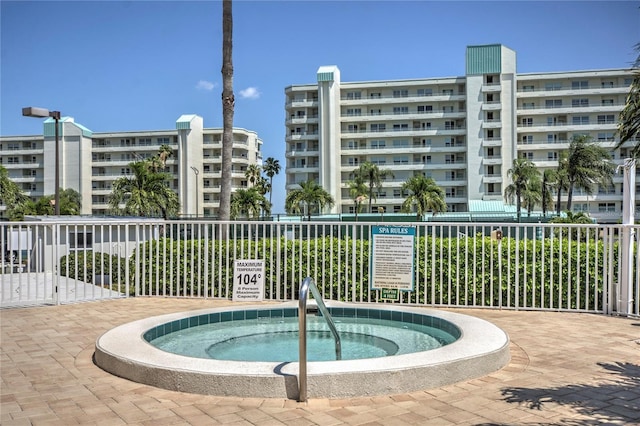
618, 158, 636, 316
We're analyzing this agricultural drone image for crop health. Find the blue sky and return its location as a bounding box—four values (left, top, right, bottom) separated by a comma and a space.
1, 0, 639, 212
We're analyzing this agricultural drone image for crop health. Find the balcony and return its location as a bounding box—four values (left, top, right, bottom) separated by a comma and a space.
481, 102, 502, 111
481, 83, 502, 93
483, 119, 502, 129
483, 156, 502, 165
483, 138, 502, 147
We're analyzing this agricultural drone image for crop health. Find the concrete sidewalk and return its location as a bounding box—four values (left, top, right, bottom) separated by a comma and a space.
1, 298, 639, 425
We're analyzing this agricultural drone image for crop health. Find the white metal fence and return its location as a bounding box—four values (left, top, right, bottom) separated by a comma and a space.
1, 220, 638, 316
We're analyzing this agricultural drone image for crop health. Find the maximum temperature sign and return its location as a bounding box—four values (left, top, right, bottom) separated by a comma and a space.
232, 260, 265, 302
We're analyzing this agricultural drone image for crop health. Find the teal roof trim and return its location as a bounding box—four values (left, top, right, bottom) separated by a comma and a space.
468, 200, 517, 213
176, 114, 197, 130
317, 71, 334, 82
42, 117, 92, 138
74, 123, 93, 137
466, 45, 502, 75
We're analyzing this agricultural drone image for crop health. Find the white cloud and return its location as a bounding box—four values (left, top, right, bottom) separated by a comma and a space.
239, 87, 260, 99
195, 80, 216, 91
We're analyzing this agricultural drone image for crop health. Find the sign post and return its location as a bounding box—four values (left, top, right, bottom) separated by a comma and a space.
232, 260, 265, 302
370, 225, 416, 300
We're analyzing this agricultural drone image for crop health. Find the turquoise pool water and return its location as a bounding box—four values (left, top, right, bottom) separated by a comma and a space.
148, 309, 459, 362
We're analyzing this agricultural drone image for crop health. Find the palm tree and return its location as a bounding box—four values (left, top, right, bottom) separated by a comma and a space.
230, 187, 270, 219
353, 162, 394, 212
35, 188, 82, 215
564, 135, 615, 211
540, 169, 555, 217
262, 157, 281, 205
617, 43, 640, 157
554, 154, 570, 215
109, 161, 179, 219
284, 179, 334, 221
219, 0, 234, 221
347, 175, 368, 220
504, 158, 540, 222
245, 164, 261, 187
147, 144, 174, 172
401, 175, 447, 220
522, 179, 542, 217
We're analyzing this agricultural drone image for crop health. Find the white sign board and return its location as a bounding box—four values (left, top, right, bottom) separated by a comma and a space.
232, 259, 265, 301
370, 225, 415, 291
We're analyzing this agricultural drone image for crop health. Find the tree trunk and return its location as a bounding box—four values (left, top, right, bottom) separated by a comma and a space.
555, 188, 562, 215
219, 0, 234, 222
566, 183, 574, 212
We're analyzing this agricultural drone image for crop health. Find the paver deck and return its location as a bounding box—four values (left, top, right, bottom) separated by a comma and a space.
1, 298, 639, 425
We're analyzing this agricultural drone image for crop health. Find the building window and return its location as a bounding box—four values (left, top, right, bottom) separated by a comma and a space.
369, 92, 381, 99
69, 232, 93, 250
572, 116, 589, 125
393, 106, 408, 115
601, 81, 614, 88
521, 152, 533, 160
598, 203, 616, 212
417, 105, 433, 113
392, 89, 408, 98
571, 98, 589, 107
393, 156, 409, 164
392, 124, 408, 131
347, 124, 359, 132
444, 121, 455, 130
522, 102, 535, 109
545, 99, 562, 108
346, 91, 361, 100
442, 89, 453, 95
370, 123, 385, 132
346, 108, 361, 116
547, 134, 559, 143
371, 140, 386, 149
597, 133, 614, 141
392, 139, 409, 147
417, 88, 432, 96
602, 99, 614, 106
369, 109, 382, 116
371, 157, 386, 165
547, 151, 558, 160
522, 85, 535, 92
545, 82, 562, 91
521, 135, 533, 144
521, 118, 533, 127
571, 81, 589, 90
424, 155, 432, 164
597, 115, 615, 124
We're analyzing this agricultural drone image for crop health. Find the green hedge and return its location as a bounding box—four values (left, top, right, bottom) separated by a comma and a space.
127, 235, 619, 310
60, 251, 129, 293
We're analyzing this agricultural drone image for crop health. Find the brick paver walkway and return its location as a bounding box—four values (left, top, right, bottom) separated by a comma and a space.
1, 298, 639, 425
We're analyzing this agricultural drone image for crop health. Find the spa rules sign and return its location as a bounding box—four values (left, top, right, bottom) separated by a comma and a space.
233, 260, 265, 301
370, 225, 415, 293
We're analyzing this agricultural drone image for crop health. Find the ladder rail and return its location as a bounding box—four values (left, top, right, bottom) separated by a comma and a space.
298, 276, 342, 402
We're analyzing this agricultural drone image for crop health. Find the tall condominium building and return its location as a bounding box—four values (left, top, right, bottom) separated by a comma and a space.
285, 44, 638, 222
0, 114, 262, 219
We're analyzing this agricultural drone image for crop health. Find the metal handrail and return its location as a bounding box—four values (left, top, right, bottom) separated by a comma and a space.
298, 276, 342, 402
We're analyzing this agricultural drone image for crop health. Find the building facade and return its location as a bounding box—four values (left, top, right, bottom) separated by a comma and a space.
0, 115, 262, 219
285, 44, 638, 222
